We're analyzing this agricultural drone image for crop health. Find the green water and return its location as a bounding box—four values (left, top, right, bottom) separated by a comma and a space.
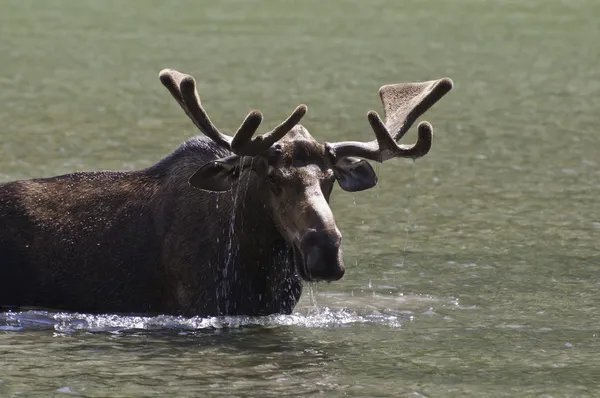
1, 0, 599, 396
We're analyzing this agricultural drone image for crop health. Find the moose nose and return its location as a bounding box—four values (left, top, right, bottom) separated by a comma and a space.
300, 229, 345, 282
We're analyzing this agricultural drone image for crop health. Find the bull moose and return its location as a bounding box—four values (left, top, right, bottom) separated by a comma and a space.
0, 69, 452, 317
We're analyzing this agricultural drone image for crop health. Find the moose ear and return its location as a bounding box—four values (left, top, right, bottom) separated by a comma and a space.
333, 157, 377, 192
189, 156, 243, 192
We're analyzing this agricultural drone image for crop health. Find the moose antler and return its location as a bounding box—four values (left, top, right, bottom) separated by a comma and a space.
325, 77, 453, 162
159, 69, 307, 156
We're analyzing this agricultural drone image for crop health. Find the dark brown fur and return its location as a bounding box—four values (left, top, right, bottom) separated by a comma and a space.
0, 136, 306, 316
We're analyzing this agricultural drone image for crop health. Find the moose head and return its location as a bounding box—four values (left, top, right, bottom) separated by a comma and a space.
159, 69, 453, 284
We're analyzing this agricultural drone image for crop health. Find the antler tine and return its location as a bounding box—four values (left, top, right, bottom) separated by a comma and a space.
326, 77, 452, 163
159, 69, 195, 124
326, 118, 432, 162
230, 110, 264, 151
160, 69, 234, 148
160, 68, 307, 157
382, 77, 453, 143
261, 104, 308, 147
366, 110, 400, 159
179, 75, 234, 148
230, 104, 308, 156
366, 110, 433, 160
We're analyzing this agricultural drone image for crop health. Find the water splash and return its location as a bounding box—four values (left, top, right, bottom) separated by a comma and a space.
0, 307, 405, 334
399, 159, 416, 267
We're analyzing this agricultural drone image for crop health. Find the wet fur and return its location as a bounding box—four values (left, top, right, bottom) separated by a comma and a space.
0, 136, 302, 317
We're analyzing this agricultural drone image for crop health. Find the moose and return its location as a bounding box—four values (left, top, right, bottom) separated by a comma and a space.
0, 69, 452, 317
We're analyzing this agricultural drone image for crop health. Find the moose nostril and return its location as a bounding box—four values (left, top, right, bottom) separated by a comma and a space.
303, 245, 344, 281
300, 229, 345, 282
301, 229, 341, 248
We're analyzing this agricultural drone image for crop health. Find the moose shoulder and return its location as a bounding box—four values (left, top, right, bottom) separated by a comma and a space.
0, 69, 452, 317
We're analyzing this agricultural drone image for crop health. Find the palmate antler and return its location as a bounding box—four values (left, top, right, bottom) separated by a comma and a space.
159, 69, 307, 156
325, 78, 453, 162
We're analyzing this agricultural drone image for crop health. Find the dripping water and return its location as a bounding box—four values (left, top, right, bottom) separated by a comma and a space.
306, 283, 319, 314
223, 159, 244, 265
218, 157, 254, 313
399, 159, 416, 267
375, 163, 381, 200
237, 158, 254, 235
374, 163, 382, 243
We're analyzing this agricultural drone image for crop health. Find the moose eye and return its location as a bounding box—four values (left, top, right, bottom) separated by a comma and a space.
267, 174, 280, 186
266, 174, 283, 195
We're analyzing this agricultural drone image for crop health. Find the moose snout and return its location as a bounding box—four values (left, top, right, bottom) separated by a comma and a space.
300, 229, 345, 282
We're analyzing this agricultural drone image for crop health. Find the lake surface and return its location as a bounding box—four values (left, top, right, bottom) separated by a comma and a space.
1, 0, 599, 396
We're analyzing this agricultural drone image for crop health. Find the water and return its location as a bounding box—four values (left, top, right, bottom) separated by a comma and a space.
0, 293, 450, 397
1, 0, 600, 396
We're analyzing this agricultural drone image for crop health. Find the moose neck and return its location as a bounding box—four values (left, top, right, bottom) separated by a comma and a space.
221, 172, 289, 263
149, 138, 301, 315
208, 172, 298, 315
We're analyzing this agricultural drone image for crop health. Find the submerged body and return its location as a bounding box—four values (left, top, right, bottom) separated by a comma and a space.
0, 137, 301, 316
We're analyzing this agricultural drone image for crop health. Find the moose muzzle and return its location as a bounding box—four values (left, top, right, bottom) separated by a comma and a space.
299, 228, 345, 282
